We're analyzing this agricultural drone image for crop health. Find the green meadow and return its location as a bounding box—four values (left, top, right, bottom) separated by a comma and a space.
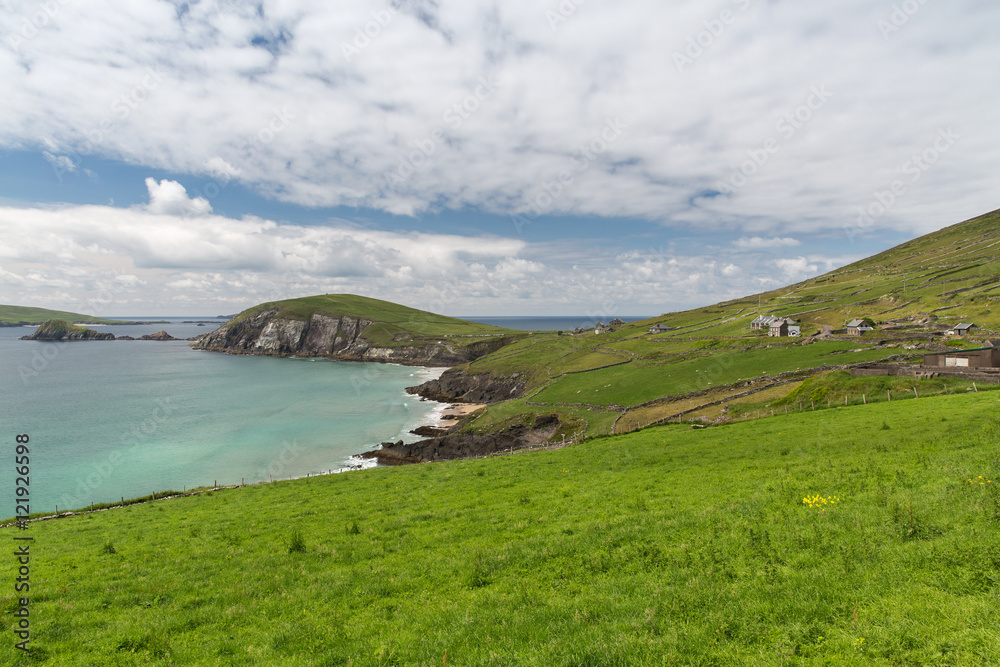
4, 391, 1000, 665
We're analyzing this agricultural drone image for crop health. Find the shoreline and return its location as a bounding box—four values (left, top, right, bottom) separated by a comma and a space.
434, 401, 486, 428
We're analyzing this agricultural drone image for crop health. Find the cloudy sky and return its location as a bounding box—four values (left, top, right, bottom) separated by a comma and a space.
1, 0, 997, 317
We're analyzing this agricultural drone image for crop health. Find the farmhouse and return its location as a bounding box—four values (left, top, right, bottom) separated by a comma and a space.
609, 318, 625, 326
648, 324, 673, 334
750, 315, 778, 330
846, 319, 874, 335
768, 319, 788, 337
923, 347, 1000, 368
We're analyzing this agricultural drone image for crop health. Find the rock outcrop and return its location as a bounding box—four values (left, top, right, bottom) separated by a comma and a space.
361, 414, 561, 464
405, 367, 528, 403
192, 308, 512, 366
20, 320, 115, 341
139, 330, 176, 341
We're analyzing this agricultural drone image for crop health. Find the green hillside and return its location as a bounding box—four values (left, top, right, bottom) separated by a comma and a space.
0, 304, 126, 326
4, 391, 999, 665
451, 208, 1000, 440
227, 293, 523, 348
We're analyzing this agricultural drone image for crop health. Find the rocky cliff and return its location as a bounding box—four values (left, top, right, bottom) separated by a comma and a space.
405, 367, 528, 403
361, 414, 561, 464
20, 319, 116, 341
192, 308, 511, 366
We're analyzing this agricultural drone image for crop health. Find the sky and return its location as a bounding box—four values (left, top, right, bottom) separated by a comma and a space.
0, 0, 997, 317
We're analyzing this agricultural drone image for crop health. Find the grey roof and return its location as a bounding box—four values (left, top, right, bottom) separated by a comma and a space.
954, 322, 976, 330
846, 319, 866, 327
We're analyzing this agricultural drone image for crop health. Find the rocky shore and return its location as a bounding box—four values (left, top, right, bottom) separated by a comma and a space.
361, 414, 560, 465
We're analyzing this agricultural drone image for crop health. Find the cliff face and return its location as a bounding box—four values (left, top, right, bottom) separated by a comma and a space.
405, 367, 528, 403
192, 309, 508, 366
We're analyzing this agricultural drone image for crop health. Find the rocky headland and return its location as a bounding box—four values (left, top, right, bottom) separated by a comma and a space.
191, 308, 513, 366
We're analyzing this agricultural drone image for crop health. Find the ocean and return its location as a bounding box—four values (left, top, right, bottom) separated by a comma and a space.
2, 319, 444, 513
2, 315, 652, 515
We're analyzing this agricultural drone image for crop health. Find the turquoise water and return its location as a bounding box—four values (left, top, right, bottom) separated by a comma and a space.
1, 322, 444, 513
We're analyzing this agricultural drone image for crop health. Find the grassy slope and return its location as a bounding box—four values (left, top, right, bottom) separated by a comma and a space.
226, 293, 525, 348
4, 392, 999, 665
0, 305, 126, 326
457, 208, 1000, 438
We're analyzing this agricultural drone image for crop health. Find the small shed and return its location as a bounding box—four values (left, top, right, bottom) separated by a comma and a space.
951, 322, 977, 336
846, 319, 874, 336
788, 324, 801, 337
768, 319, 789, 337
923, 347, 1000, 368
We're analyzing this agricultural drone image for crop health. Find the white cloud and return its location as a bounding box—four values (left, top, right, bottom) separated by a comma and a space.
0, 0, 996, 236
43, 151, 76, 174
735, 236, 801, 249
143, 178, 213, 216
0, 190, 857, 316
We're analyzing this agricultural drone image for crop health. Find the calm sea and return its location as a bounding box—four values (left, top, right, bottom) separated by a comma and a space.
1, 319, 445, 513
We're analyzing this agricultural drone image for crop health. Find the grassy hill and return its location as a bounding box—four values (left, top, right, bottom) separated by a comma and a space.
4, 391, 999, 665
224, 293, 524, 349
446, 208, 1000, 440
0, 304, 127, 326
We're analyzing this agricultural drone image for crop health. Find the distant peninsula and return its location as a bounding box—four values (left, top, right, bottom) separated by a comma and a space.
21, 320, 181, 342
0, 303, 166, 327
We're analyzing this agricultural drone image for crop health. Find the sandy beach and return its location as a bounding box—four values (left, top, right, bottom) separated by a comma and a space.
435, 402, 485, 427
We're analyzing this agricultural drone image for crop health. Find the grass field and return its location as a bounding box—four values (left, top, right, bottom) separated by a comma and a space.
4, 391, 1000, 665
530, 342, 905, 408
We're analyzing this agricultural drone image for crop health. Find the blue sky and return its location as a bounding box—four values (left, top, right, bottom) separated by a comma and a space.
1, 0, 997, 316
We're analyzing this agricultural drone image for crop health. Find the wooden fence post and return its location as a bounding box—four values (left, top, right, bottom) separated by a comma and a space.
888, 390, 891, 402
863, 394, 867, 404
